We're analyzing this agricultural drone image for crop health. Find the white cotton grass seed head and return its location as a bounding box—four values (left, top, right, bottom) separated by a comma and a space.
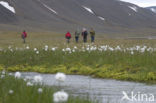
10, 49, 13, 52
53, 91, 69, 103
34, 48, 37, 51
55, 72, 66, 82
9, 73, 13, 76
74, 46, 77, 49
14, 72, 21, 78
45, 45, 48, 48
24, 78, 27, 81
1, 75, 5, 78
8, 46, 11, 49
24, 76, 31, 82
27, 82, 34, 86
52, 48, 56, 51
2, 70, 6, 75
131, 51, 134, 55
9, 90, 14, 94
45, 48, 48, 51
36, 51, 39, 54
38, 88, 43, 93
72, 49, 75, 52
26, 46, 30, 49
62, 49, 65, 52
25, 76, 32, 81
34, 75, 42, 83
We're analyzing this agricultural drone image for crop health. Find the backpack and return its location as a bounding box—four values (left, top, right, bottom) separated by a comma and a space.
83, 31, 88, 37
23, 32, 27, 38
65, 32, 71, 39
90, 30, 95, 36
75, 31, 80, 37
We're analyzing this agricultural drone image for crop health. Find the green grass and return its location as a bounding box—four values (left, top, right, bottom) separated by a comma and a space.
0, 73, 93, 103
0, 47, 156, 84
0, 31, 156, 84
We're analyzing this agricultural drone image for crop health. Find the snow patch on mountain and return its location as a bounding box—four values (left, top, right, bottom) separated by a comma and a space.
128, 6, 138, 12
98, 16, 105, 21
37, 0, 57, 14
0, 1, 15, 13
150, 8, 156, 13
42, 3, 58, 14
82, 6, 94, 14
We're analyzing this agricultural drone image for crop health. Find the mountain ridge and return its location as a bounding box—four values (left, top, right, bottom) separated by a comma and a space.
146, 6, 156, 13
0, 0, 156, 35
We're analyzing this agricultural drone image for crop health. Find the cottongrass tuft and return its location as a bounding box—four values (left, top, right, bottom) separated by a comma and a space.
36, 51, 39, 54
1, 74, 5, 78
34, 75, 43, 83
34, 48, 37, 51
52, 47, 56, 51
9, 73, 13, 76
74, 46, 77, 49
27, 82, 34, 86
9, 90, 14, 94
44, 45, 48, 51
26, 46, 30, 50
14, 72, 21, 78
131, 51, 134, 55
55, 72, 66, 82
2, 70, 6, 75
53, 91, 69, 103
45, 45, 48, 48
38, 88, 43, 93
24, 76, 32, 81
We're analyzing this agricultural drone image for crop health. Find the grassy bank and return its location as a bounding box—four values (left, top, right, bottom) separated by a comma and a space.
0, 45, 156, 84
0, 73, 93, 103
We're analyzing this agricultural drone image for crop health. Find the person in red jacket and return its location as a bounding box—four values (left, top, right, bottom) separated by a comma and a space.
21, 30, 27, 43
65, 32, 71, 43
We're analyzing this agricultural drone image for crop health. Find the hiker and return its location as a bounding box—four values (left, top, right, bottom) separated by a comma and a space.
21, 30, 27, 43
90, 28, 95, 43
75, 29, 80, 43
65, 32, 71, 43
82, 28, 88, 43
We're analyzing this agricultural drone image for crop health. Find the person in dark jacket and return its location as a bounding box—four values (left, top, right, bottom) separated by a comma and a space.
75, 29, 80, 43
21, 30, 27, 43
82, 28, 88, 43
90, 28, 95, 43
65, 32, 71, 43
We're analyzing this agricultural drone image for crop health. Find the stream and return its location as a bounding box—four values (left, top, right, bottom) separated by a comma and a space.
21, 72, 156, 103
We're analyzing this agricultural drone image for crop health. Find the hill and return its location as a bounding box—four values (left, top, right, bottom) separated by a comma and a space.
146, 6, 156, 13
0, 0, 156, 35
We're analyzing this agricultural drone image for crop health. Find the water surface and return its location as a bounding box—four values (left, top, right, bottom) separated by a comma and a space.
21, 72, 156, 103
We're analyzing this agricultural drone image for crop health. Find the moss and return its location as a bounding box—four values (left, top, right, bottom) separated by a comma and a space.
2, 63, 156, 84
78, 65, 94, 75
0, 65, 4, 71
147, 72, 156, 80
51, 65, 67, 73
68, 66, 79, 74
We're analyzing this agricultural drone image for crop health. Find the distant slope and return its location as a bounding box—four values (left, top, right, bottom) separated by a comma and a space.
0, 4, 17, 24
146, 6, 156, 13
0, 0, 156, 34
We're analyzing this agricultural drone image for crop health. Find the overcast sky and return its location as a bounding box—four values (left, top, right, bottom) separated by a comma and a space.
120, 0, 156, 7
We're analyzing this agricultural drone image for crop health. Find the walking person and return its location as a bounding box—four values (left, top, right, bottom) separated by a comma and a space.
82, 28, 88, 43
90, 28, 95, 43
75, 29, 80, 43
21, 30, 27, 43
65, 32, 71, 43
